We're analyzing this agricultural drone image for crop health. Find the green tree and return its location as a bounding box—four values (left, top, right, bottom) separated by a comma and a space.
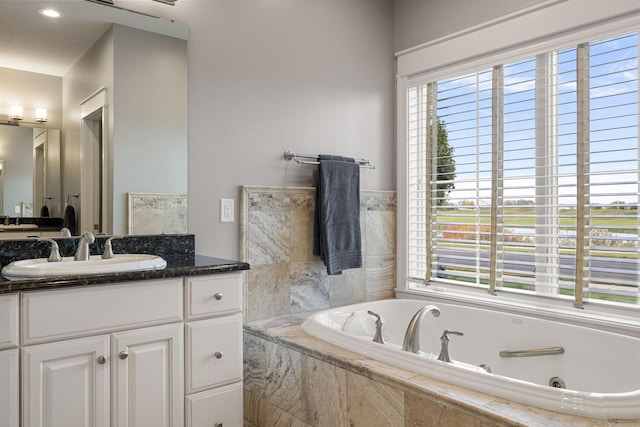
436, 120, 455, 206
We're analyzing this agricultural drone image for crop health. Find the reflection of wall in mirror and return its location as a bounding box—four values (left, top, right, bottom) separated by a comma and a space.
0, 67, 63, 217
0, 126, 32, 216
62, 24, 188, 235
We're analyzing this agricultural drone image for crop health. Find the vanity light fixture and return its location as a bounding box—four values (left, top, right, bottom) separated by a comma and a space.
9, 106, 23, 121
35, 108, 48, 123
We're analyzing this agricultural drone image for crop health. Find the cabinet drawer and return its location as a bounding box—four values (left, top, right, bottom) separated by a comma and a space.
185, 313, 242, 393
185, 382, 242, 427
22, 279, 184, 345
0, 294, 18, 349
185, 273, 241, 320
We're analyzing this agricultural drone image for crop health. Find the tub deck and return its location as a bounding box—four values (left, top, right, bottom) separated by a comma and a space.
243, 313, 640, 427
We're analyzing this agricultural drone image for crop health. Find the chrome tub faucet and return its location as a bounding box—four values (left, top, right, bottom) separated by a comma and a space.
402, 305, 441, 353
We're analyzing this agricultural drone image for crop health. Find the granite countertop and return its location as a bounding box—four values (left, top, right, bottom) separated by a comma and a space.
0, 254, 249, 294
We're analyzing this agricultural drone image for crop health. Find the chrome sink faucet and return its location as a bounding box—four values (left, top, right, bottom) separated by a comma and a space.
402, 305, 441, 353
74, 231, 95, 261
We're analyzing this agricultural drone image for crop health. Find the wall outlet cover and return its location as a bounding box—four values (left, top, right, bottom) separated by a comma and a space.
220, 198, 234, 222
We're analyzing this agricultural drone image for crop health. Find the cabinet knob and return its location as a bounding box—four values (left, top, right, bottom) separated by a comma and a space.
214, 351, 223, 359
214, 292, 223, 300
97, 355, 107, 365
119, 351, 129, 360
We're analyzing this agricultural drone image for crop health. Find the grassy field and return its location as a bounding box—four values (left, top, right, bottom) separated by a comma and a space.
437, 207, 639, 233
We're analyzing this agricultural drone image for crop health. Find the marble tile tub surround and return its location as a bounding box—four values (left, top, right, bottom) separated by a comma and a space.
0, 233, 195, 269
243, 316, 639, 427
240, 186, 397, 322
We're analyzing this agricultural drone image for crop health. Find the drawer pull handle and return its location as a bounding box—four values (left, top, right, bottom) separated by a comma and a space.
215, 423, 223, 427
97, 355, 107, 365
214, 351, 223, 359
214, 292, 223, 300
119, 351, 129, 360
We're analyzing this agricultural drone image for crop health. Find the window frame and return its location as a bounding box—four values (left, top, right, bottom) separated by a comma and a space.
396, 1, 640, 321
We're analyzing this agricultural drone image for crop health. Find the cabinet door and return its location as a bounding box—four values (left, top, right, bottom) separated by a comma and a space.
185, 382, 242, 427
22, 335, 110, 427
0, 349, 19, 427
112, 323, 184, 427
185, 313, 242, 393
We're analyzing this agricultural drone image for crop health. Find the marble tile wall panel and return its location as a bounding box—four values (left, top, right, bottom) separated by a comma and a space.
127, 192, 187, 235
241, 186, 396, 321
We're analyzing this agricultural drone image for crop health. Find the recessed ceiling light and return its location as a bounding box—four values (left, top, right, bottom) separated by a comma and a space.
39, 8, 62, 18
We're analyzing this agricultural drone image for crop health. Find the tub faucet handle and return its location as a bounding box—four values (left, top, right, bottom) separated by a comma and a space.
367, 310, 385, 345
437, 329, 464, 363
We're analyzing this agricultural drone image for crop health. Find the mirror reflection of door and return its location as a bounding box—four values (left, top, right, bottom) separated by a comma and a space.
0, 160, 4, 214
82, 109, 104, 234
80, 88, 107, 235
34, 141, 45, 215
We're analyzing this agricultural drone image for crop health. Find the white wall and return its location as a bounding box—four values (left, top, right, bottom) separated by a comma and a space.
170, 0, 396, 259
394, 0, 550, 53
0, 126, 32, 215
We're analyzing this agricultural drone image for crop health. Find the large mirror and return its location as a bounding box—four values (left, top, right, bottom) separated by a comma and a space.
0, 0, 188, 236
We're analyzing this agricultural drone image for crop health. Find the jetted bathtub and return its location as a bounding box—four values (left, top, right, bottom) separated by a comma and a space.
301, 299, 640, 420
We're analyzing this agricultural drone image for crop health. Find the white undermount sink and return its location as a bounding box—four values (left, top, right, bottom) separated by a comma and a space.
1, 254, 167, 280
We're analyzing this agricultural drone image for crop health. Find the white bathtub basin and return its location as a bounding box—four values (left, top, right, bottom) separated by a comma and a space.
1, 254, 167, 280
302, 299, 640, 420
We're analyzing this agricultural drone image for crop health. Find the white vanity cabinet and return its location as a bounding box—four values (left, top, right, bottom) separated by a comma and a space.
184, 274, 243, 427
0, 293, 19, 427
13, 271, 244, 427
22, 335, 111, 427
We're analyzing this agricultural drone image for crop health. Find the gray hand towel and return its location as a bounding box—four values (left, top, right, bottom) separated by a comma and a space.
63, 204, 76, 236
313, 154, 362, 275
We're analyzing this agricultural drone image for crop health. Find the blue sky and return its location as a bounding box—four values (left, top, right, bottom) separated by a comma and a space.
434, 31, 639, 207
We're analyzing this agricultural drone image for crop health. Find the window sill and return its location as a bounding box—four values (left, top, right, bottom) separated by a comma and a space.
397, 282, 640, 337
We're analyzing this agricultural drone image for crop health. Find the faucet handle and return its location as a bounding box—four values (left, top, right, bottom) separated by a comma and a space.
102, 235, 124, 259
442, 330, 464, 339
367, 310, 385, 345
40, 238, 62, 262
438, 329, 464, 363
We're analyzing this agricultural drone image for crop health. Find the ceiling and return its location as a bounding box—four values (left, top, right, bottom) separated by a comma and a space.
0, 0, 187, 77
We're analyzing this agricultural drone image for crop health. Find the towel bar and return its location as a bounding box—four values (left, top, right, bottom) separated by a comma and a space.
284, 150, 375, 169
